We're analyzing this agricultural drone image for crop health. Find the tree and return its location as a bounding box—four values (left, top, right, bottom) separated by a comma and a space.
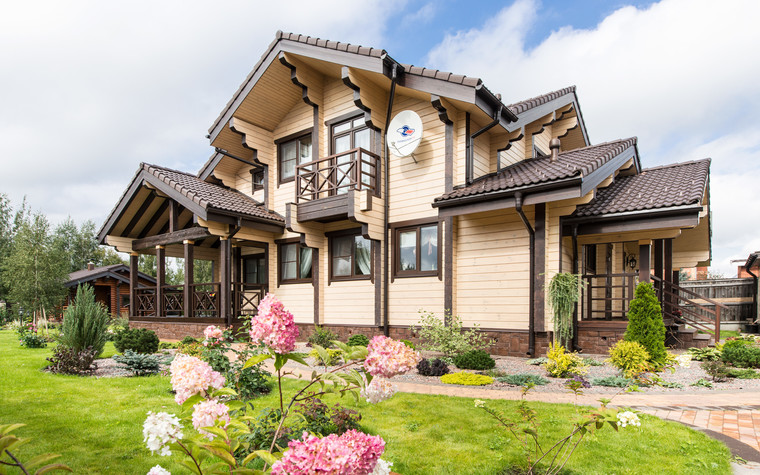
138, 254, 157, 278
0, 194, 13, 301
3, 212, 68, 323
95, 246, 127, 266
623, 282, 667, 369
53, 217, 102, 273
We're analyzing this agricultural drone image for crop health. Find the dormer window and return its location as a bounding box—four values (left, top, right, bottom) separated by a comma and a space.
277, 132, 312, 184
251, 169, 265, 192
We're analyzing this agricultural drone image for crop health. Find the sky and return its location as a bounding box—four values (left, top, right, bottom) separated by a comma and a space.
1, 0, 758, 276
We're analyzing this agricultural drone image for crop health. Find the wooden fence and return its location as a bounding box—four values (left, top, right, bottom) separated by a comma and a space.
679, 278, 756, 323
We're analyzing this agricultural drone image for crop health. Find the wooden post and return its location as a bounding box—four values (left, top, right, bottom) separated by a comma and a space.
715, 306, 721, 343
129, 253, 138, 318
654, 239, 664, 282
169, 201, 179, 233
638, 241, 651, 283
115, 281, 121, 316
664, 239, 673, 316
220, 237, 231, 325
156, 246, 165, 317
232, 246, 240, 320
184, 240, 194, 318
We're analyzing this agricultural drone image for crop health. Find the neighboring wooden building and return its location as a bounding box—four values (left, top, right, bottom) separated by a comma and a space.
64, 263, 156, 317
98, 32, 715, 354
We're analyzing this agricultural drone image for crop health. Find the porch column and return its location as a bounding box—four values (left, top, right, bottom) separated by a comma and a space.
220, 237, 231, 326
184, 240, 194, 318
638, 240, 651, 283
664, 238, 674, 315
115, 281, 121, 316
156, 245, 165, 317
654, 239, 664, 282
232, 245, 241, 321
129, 252, 138, 318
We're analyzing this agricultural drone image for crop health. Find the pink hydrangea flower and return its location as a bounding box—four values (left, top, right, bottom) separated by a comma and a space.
360, 376, 396, 404
271, 430, 385, 475
202, 325, 225, 347
169, 354, 225, 404
191, 399, 230, 439
364, 336, 421, 378
249, 293, 299, 354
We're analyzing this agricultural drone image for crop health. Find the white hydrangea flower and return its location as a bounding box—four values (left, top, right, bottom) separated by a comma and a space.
147, 465, 171, 475
474, 399, 486, 408
143, 411, 183, 456
617, 411, 641, 428
370, 458, 394, 475
676, 353, 692, 368
361, 376, 397, 404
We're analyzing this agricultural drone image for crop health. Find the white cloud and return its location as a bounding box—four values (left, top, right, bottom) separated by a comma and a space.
0, 0, 396, 225
426, 0, 760, 275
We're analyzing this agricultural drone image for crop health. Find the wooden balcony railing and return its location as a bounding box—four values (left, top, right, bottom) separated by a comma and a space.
296, 148, 379, 203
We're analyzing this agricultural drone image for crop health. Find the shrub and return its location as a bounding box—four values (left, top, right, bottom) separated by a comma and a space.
401, 339, 416, 350
701, 360, 731, 382
46, 344, 97, 375
721, 340, 760, 368
106, 316, 129, 341
60, 284, 110, 356
20, 332, 47, 348
0, 306, 13, 326
347, 334, 370, 347
592, 376, 634, 387
688, 346, 722, 361
582, 357, 605, 366
498, 373, 549, 386
547, 272, 584, 347
202, 348, 231, 374
294, 396, 361, 436
727, 368, 760, 379
607, 340, 651, 378
526, 357, 548, 366
440, 372, 494, 386
230, 363, 272, 400
113, 350, 163, 376
114, 328, 159, 354
177, 340, 204, 358
180, 336, 198, 345
308, 325, 338, 348
624, 282, 667, 369
454, 349, 496, 370
413, 310, 493, 358
159, 341, 179, 350
416, 358, 450, 376
543, 343, 587, 378
309, 348, 344, 366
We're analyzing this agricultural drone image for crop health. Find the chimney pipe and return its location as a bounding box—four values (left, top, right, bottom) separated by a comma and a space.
549, 138, 561, 162
87, 262, 95, 271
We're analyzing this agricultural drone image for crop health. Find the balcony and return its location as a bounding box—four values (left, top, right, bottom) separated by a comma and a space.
296, 148, 379, 222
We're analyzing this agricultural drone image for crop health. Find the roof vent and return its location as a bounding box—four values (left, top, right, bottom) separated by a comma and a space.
549, 138, 561, 162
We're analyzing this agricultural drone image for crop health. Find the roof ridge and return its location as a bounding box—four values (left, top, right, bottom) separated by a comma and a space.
640, 158, 711, 172
558, 136, 637, 155
507, 85, 577, 114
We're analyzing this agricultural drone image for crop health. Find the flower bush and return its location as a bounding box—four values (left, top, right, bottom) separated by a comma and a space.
169, 354, 225, 404
270, 430, 384, 475
191, 399, 230, 439
202, 325, 225, 347
249, 293, 299, 353
143, 411, 183, 456
364, 335, 421, 378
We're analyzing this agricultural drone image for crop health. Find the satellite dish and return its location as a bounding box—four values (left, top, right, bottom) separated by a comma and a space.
387, 110, 423, 159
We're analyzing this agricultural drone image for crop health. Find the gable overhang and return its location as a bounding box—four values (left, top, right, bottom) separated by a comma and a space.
563, 204, 704, 236
98, 168, 283, 244
65, 270, 156, 288
507, 90, 590, 146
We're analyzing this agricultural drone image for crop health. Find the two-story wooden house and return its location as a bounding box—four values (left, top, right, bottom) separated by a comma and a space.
98, 32, 715, 355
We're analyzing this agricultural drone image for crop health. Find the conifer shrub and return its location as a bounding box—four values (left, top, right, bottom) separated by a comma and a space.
607, 340, 651, 378
623, 282, 667, 369
498, 373, 549, 386
60, 284, 110, 356
114, 327, 159, 354
454, 349, 496, 370
721, 340, 760, 368
347, 334, 370, 347
113, 350, 163, 376
416, 358, 450, 376
440, 372, 494, 386
591, 376, 634, 387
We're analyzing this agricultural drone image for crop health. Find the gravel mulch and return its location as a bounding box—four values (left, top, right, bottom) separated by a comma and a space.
89, 351, 174, 378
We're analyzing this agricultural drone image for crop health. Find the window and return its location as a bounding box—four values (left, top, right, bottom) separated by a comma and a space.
279, 242, 313, 284
278, 133, 312, 184
251, 168, 265, 192
329, 230, 372, 281
243, 255, 266, 284
532, 135, 547, 158
330, 116, 372, 195
395, 223, 439, 277
120, 294, 130, 309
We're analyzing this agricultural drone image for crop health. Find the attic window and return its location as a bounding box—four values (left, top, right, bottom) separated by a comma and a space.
251, 169, 264, 192
532, 135, 547, 158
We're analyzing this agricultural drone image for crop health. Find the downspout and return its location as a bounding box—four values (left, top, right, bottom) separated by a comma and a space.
745, 254, 758, 324
383, 64, 398, 337
515, 192, 536, 356
466, 106, 502, 185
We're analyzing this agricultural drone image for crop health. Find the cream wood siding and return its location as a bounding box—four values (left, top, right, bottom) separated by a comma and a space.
472, 129, 490, 179
324, 280, 375, 325
388, 277, 444, 326
455, 209, 532, 330
388, 94, 445, 222
501, 139, 525, 168
275, 284, 315, 324
455, 110, 466, 187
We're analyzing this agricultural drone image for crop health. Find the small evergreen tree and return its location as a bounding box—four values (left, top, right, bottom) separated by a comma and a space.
624, 282, 667, 368
61, 284, 109, 356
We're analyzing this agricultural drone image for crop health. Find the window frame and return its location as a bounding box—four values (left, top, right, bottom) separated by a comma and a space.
276, 129, 313, 185
276, 239, 314, 286
392, 219, 441, 280
242, 254, 267, 285
327, 228, 373, 283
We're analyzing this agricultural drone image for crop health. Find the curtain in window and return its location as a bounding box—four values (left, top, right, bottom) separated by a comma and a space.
420, 226, 438, 271
299, 247, 312, 279
355, 237, 371, 275
282, 244, 297, 280
399, 230, 416, 271
332, 237, 352, 276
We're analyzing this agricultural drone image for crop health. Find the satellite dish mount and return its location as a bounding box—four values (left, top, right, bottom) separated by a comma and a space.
387, 110, 424, 162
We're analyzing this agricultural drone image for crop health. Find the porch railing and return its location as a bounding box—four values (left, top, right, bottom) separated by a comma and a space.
134, 282, 264, 321
652, 275, 726, 341
581, 272, 638, 320
296, 147, 379, 203
135, 287, 156, 317
233, 283, 267, 317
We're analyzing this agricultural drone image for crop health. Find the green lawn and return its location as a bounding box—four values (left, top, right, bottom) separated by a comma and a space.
0, 330, 732, 474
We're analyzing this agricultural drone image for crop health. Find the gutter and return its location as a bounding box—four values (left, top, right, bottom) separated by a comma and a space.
382, 64, 399, 337
432, 175, 583, 209
514, 192, 536, 357
745, 253, 759, 324
564, 203, 705, 224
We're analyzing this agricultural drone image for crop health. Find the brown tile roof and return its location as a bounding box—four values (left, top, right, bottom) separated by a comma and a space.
66, 264, 157, 287
507, 86, 576, 115
68, 264, 127, 283
435, 138, 637, 203
143, 164, 284, 223
572, 159, 710, 217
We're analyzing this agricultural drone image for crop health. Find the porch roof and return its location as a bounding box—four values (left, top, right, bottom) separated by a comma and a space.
572, 159, 710, 218
65, 264, 156, 288
434, 137, 639, 206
